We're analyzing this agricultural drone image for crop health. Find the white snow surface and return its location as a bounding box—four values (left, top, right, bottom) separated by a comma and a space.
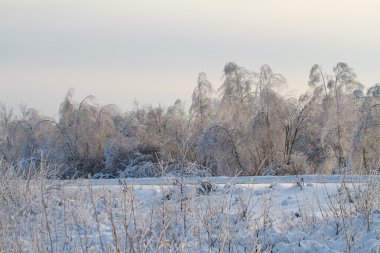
2, 175, 380, 252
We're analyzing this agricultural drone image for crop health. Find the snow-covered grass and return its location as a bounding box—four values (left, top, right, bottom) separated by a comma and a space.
1, 166, 380, 252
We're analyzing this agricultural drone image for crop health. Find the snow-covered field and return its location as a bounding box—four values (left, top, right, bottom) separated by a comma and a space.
1, 175, 380, 252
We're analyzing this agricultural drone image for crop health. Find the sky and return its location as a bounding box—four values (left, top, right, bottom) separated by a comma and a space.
1, 0, 380, 117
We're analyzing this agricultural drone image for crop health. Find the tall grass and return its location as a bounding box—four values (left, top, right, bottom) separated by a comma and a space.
0, 160, 380, 252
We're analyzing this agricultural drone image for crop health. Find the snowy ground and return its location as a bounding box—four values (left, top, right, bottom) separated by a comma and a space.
1, 175, 380, 252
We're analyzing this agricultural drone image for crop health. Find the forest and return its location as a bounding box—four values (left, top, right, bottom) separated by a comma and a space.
1, 62, 379, 178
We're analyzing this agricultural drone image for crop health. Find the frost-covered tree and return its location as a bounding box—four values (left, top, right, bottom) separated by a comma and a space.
309, 64, 329, 97
190, 72, 214, 129
0, 102, 15, 161
197, 124, 244, 176
255, 64, 286, 97
0, 62, 379, 177
350, 84, 380, 172
219, 62, 253, 103
249, 89, 288, 173
217, 63, 254, 131
307, 63, 362, 173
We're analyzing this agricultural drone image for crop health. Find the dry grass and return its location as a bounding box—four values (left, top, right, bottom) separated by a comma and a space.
1, 161, 380, 252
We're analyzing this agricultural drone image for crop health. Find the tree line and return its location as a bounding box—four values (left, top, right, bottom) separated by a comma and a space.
1, 62, 380, 178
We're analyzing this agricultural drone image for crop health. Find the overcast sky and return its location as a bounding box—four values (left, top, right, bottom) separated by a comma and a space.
1, 0, 380, 117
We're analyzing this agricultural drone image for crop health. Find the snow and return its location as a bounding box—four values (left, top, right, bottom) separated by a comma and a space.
51, 174, 376, 186
2, 175, 380, 252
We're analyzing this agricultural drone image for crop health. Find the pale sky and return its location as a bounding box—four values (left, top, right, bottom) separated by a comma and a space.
1, 0, 380, 117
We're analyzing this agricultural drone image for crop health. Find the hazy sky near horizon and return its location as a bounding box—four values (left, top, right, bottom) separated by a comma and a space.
1, 0, 380, 116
